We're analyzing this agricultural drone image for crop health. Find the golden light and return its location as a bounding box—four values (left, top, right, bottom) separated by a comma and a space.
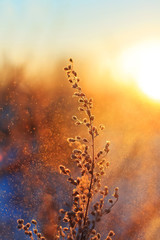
120, 41, 160, 100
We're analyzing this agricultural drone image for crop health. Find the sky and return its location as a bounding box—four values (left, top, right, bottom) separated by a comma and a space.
1, 0, 160, 87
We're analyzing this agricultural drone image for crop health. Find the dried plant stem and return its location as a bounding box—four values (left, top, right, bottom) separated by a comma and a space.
106, 198, 118, 213
81, 125, 95, 240
17, 58, 119, 240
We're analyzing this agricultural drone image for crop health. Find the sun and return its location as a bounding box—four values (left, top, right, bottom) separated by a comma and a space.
120, 41, 160, 100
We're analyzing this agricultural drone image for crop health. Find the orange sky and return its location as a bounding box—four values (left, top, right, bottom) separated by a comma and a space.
1, 0, 160, 101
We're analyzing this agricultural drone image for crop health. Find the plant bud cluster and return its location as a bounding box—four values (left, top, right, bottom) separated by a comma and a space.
17, 59, 118, 240
56, 60, 119, 239
17, 219, 46, 240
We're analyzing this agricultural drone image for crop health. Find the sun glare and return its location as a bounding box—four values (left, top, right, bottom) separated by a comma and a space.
120, 41, 160, 100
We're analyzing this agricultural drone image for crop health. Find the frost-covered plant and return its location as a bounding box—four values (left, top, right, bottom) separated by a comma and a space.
17, 59, 118, 240
56, 59, 119, 240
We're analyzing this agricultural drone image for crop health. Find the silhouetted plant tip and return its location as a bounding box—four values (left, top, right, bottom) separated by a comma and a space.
17, 59, 118, 240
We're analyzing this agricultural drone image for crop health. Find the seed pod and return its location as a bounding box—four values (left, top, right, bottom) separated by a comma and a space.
59, 209, 66, 214
108, 230, 115, 237
97, 151, 103, 158
77, 178, 80, 184
72, 83, 78, 88
17, 224, 23, 229
108, 199, 113, 204
86, 109, 91, 117
78, 107, 84, 111
72, 190, 79, 196
83, 138, 88, 143
74, 195, 79, 201
90, 115, 94, 121
75, 121, 81, 125
64, 227, 69, 231
80, 93, 85, 97
106, 161, 110, 167
83, 118, 87, 123
79, 98, 84, 103
104, 141, 110, 152
65, 168, 71, 175
67, 138, 76, 143
23, 225, 28, 231
59, 165, 65, 172
41, 237, 46, 240
113, 187, 119, 198
86, 123, 90, 127
31, 219, 37, 225
33, 229, 38, 234
25, 231, 29, 235
17, 219, 24, 225
92, 229, 96, 234
97, 233, 101, 239
37, 233, 42, 238
72, 71, 77, 76
26, 223, 31, 228
100, 198, 104, 204
106, 237, 112, 240
104, 186, 108, 196
63, 218, 68, 222
76, 136, 81, 140
72, 116, 77, 120
74, 92, 80, 97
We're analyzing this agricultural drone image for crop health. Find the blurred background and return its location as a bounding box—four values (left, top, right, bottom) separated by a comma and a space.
0, 0, 160, 239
